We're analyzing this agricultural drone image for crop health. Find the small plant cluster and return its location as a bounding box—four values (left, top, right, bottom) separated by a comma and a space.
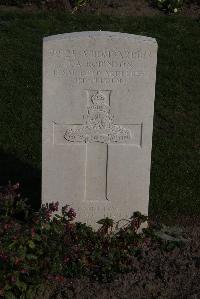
0, 182, 187, 298
0, 0, 41, 7
1, 0, 200, 13
151, 0, 184, 13
151, 0, 200, 13
0, 0, 89, 10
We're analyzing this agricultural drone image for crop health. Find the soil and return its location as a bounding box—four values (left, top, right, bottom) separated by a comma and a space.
0, 0, 200, 17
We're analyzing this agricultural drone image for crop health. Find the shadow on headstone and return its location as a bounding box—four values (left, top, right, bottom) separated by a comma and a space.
0, 148, 41, 211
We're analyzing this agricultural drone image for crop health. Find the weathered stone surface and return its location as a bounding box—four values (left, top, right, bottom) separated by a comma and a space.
42, 31, 158, 230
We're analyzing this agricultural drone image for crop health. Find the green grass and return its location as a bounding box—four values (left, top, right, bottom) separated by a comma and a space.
0, 12, 199, 220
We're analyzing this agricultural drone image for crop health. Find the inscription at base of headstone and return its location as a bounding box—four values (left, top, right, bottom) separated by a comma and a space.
42, 31, 158, 230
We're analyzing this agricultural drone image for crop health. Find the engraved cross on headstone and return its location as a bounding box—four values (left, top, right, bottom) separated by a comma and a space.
58, 90, 142, 201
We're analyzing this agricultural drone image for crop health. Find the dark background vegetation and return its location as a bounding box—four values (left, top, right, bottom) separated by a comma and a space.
0, 0, 200, 16
0, 12, 199, 223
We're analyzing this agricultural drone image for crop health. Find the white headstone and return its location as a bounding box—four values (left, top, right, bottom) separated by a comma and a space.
42, 31, 157, 229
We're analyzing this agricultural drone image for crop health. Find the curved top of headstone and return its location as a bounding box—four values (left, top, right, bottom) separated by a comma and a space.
43, 31, 157, 46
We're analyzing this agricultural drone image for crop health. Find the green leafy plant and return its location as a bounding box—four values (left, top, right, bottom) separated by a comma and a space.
71, 0, 89, 12
0, 181, 188, 298
151, 0, 184, 13
0, 181, 30, 221
97, 217, 114, 236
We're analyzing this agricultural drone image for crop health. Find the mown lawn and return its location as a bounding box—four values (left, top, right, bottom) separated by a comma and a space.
0, 12, 199, 221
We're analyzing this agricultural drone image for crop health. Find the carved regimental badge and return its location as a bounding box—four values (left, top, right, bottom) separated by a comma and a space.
64, 91, 131, 144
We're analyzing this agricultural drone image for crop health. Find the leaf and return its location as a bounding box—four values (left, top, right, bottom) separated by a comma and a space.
15, 279, 27, 292
26, 254, 38, 260
8, 241, 17, 250
18, 246, 26, 258
97, 217, 114, 226
5, 291, 17, 299
4, 284, 12, 291
33, 284, 50, 299
28, 240, 35, 249
43, 223, 51, 230
25, 286, 38, 299
54, 214, 62, 219
33, 234, 41, 241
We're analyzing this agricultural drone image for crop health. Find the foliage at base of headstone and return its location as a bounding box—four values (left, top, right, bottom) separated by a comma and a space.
0, 0, 41, 6
0, 0, 89, 10
150, 0, 184, 13
0, 182, 188, 298
1, 0, 200, 13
